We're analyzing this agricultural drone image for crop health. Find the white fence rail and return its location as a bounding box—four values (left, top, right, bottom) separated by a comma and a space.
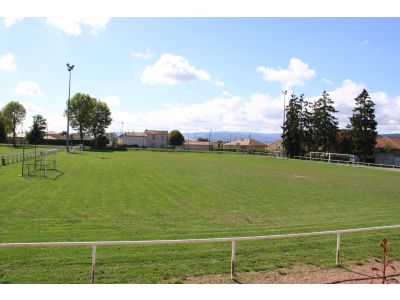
0, 224, 399, 283
0, 147, 64, 167
294, 155, 400, 169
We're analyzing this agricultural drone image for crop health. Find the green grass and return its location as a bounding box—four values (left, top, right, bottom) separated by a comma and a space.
0, 150, 399, 283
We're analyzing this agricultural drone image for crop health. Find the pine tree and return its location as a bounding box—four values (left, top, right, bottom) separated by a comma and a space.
312, 91, 338, 152
348, 89, 377, 162
282, 93, 302, 157
26, 115, 47, 144
301, 97, 314, 153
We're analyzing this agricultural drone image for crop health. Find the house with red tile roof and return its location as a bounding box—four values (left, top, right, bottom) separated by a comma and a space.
118, 129, 168, 148
373, 136, 400, 166
223, 138, 266, 151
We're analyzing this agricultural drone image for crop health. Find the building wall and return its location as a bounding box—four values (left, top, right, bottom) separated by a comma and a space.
374, 150, 400, 166
183, 142, 210, 151
146, 134, 168, 148
120, 136, 146, 147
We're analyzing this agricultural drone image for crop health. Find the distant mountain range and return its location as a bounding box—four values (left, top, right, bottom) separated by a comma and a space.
183, 132, 400, 144
382, 133, 400, 137
183, 131, 282, 144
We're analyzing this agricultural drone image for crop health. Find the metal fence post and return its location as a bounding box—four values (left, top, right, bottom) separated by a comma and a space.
336, 233, 341, 266
231, 240, 236, 279
91, 245, 97, 284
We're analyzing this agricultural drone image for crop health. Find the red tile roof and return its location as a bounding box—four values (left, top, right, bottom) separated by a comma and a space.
145, 130, 168, 135
224, 139, 265, 147
124, 132, 146, 137
375, 136, 400, 150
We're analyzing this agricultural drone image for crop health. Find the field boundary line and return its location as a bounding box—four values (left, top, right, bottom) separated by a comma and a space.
1, 224, 399, 283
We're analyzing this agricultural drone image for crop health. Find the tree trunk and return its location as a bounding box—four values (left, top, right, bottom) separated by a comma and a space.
79, 127, 83, 145
12, 121, 16, 147
94, 133, 98, 149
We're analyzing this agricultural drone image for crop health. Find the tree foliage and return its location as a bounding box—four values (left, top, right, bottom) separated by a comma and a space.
335, 129, 352, 154
89, 101, 112, 148
66, 93, 96, 144
0, 111, 8, 143
300, 95, 314, 153
26, 114, 47, 144
312, 91, 338, 152
282, 93, 303, 157
348, 89, 377, 161
3, 101, 26, 146
169, 130, 185, 147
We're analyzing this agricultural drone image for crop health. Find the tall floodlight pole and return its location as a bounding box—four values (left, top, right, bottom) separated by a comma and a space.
66, 63, 75, 153
281, 90, 287, 157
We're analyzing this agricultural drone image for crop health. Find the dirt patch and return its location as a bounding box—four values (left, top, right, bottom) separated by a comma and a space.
182, 260, 400, 284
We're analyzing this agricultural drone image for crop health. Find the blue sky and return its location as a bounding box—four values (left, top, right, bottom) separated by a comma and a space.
1, 17, 400, 134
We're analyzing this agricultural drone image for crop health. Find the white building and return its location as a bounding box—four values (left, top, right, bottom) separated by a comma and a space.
118, 129, 168, 148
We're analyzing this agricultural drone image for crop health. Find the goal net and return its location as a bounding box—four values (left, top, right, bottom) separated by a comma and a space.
307, 152, 357, 163
70, 144, 83, 153
22, 148, 60, 177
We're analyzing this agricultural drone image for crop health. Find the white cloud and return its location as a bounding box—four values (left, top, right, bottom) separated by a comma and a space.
101, 96, 120, 106
141, 53, 210, 85
15, 81, 43, 96
305, 79, 400, 133
110, 92, 285, 133
108, 79, 400, 134
22, 102, 42, 114
4, 17, 24, 27
131, 47, 154, 59
221, 91, 231, 97
361, 40, 369, 47
215, 80, 224, 87
322, 78, 334, 85
0, 52, 17, 71
257, 58, 316, 89
46, 17, 110, 36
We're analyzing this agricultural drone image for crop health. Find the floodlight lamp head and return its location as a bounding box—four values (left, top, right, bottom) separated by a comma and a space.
66, 63, 75, 71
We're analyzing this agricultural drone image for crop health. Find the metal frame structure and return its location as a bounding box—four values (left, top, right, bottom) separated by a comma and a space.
308, 151, 356, 164
0, 224, 399, 283
66, 63, 75, 153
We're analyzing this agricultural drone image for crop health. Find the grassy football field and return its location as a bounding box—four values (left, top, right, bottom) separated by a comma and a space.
0, 149, 399, 283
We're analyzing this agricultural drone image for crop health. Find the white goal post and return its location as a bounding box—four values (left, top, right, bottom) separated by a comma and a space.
70, 144, 83, 153
308, 152, 357, 163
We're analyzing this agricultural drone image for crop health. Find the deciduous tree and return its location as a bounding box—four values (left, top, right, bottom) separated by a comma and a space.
66, 93, 96, 144
89, 101, 112, 148
169, 130, 185, 147
3, 101, 26, 146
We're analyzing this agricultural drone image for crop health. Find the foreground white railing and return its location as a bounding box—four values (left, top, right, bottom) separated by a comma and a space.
0, 225, 399, 283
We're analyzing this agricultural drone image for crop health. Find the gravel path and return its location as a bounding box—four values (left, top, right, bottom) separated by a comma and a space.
182, 260, 400, 284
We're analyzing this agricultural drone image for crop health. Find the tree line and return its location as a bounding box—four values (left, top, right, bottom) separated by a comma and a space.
0, 92, 112, 148
282, 89, 378, 162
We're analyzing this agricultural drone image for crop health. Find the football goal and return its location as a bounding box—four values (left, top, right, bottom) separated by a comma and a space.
22, 148, 60, 177
69, 144, 83, 153
307, 152, 357, 163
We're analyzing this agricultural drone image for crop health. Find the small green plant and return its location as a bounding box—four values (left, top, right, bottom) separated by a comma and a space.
371, 238, 398, 284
